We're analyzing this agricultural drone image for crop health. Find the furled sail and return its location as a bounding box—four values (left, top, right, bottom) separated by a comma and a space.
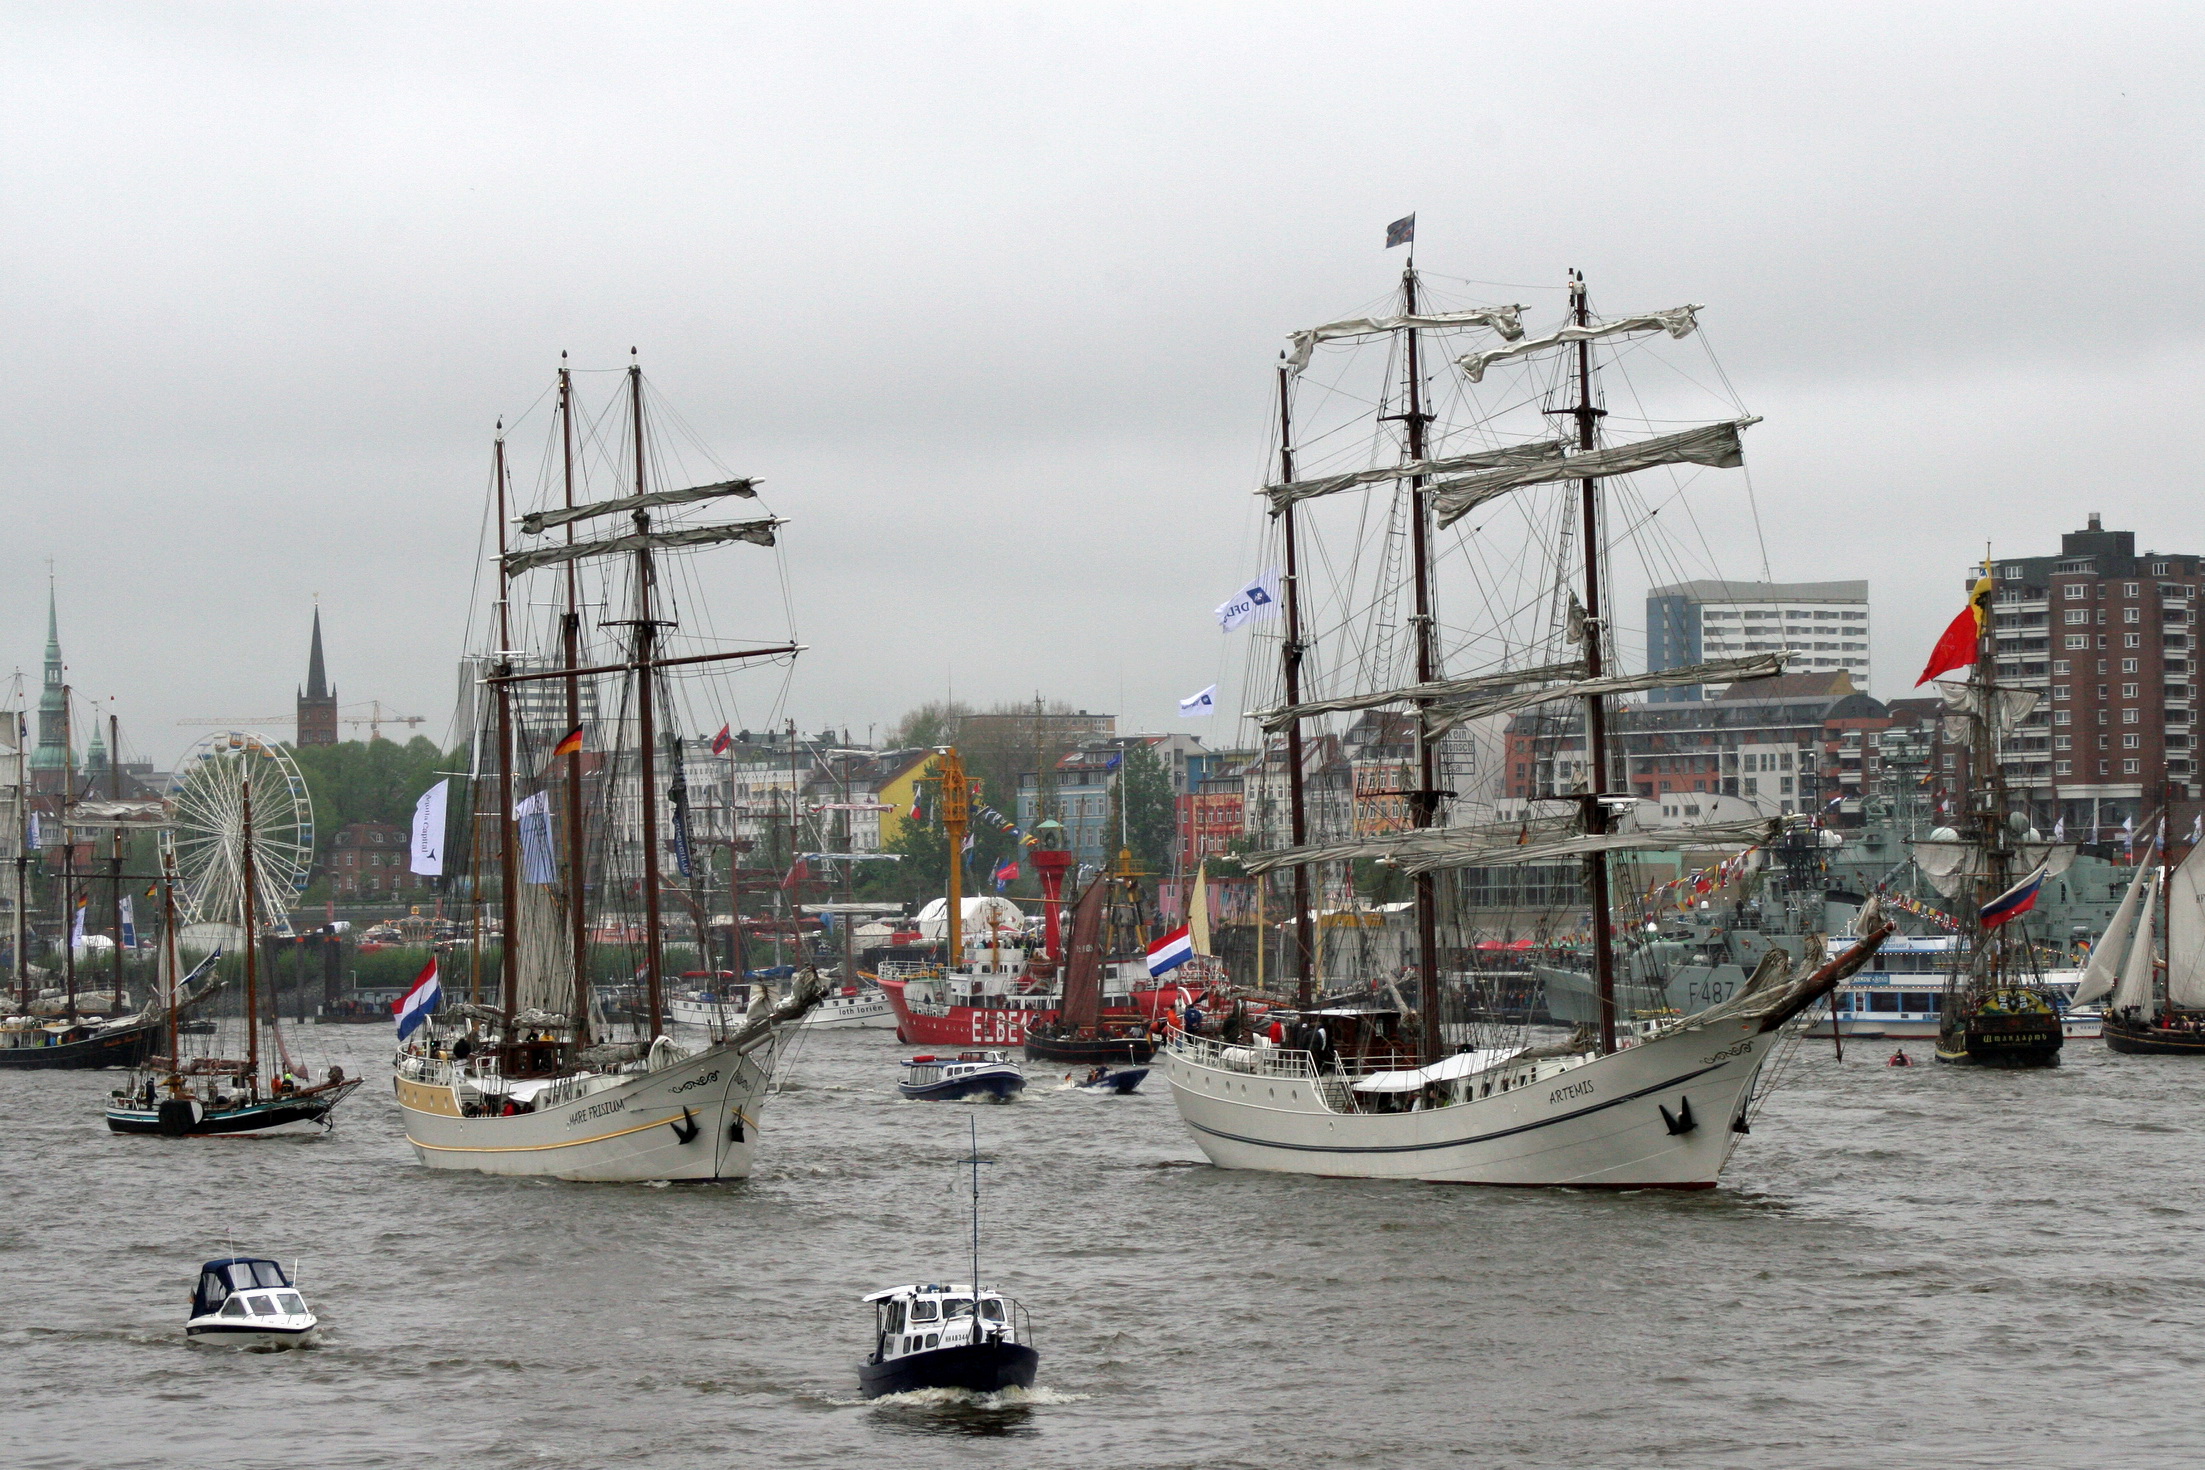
1057, 878, 1109, 1034
1263, 654, 1784, 738
1261, 440, 1569, 514
2167, 846, 2205, 1009
1431, 419, 1760, 529
1243, 817, 1778, 877
1423, 653, 1790, 735
503, 518, 782, 574
1913, 833, 2063, 903
1252, 660, 1588, 731
1286, 307, 1525, 374
2073, 856, 2152, 1006
1935, 680, 2040, 739
1455, 305, 1701, 383
509, 869, 577, 1020
2110, 869, 2160, 1014
519, 478, 759, 535
63, 799, 173, 828
1909, 839, 2075, 901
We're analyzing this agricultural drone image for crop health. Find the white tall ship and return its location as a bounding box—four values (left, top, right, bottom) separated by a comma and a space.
1163, 251, 1890, 1188
393, 358, 818, 1182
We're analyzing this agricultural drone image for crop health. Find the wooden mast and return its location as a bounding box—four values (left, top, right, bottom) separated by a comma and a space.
628, 355, 668, 1041
108, 712, 124, 1013
240, 774, 261, 1085
161, 845, 179, 1062
493, 426, 522, 1038
939, 746, 970, 962
13, 706, 28, 1013
61, 685, 75, 1022
557, 362, 592, 1045
1275, 361, 1316, 1009
1565, 271, 1621, 1056
1399, 262, 1446, 1065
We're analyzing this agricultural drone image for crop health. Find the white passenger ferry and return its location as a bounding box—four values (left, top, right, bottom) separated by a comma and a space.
1806, 934, 2096, 1038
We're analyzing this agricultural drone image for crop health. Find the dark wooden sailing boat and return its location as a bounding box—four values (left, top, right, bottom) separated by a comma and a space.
3, 707, 169, 1070
1021, 874, 1152, 1064
108, 775, 361, 1134
1933, 572, 2063, 1066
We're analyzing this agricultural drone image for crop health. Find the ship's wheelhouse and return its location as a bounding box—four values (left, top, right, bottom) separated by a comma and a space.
864, 1283, 1022, 1362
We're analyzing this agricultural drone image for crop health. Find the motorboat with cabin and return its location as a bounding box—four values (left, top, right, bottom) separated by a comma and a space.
859, 1283, 1038, 1397
858, 1118, 1038, 1398
899, 1050, 1025, 1102
186, 1257, 318, 1349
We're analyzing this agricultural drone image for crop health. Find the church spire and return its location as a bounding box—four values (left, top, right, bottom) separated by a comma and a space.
306, 606, 329, 701
31, 580, 70, 782
296, 604, 339, 746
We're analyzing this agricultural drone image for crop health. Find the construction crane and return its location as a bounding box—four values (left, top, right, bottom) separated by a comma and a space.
176, 699, 427, 741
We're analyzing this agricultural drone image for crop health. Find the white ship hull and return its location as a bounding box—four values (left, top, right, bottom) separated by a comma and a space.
394, 1033, 783, 1182
1163, 1016, 1774, 1188
671, 987, 894, 1030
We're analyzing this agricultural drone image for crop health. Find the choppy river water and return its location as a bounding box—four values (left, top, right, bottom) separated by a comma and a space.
5, 1022, 2202, 1469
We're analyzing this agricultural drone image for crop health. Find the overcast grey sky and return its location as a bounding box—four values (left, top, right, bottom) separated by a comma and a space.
4, 3, 2201, 767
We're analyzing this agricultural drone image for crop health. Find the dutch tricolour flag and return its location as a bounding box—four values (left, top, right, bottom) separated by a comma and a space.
393, 957, 442, 1039
1146, 924, 1194, 977
1978, 863, 2048, 931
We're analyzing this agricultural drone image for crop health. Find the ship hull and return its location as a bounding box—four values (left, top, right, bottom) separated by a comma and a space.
1161, 1017, 1779, 1188
1934, 1014, 2063, 1066
899, 1065, 1025, 1101
1022, 1031, 1154, 1065
0, 1018, 159, 1070
2101, 1014, 2205, 1055
859, 1342, 1039, 1398
880, 978, 1052, 1048
393, 1035, 782, 1181
107, 1080, 363, 1136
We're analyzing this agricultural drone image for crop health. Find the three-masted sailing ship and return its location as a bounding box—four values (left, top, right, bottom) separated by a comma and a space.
1897, 580, 2071, 1065
1159, 253, 1890, 1187
390, 356, 821, 1181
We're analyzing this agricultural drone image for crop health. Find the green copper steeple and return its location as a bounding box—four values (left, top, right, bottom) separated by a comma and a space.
29, 585, 69, 775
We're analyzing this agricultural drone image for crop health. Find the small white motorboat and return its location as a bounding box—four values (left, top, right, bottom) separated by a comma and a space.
186, 1257, 318, 1349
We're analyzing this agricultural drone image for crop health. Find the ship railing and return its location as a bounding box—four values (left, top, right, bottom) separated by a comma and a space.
1167, 1027, 1322, 1082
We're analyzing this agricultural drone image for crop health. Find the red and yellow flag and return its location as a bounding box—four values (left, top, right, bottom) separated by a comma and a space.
550, 725, 584, 760
1916, 572, 1994, 686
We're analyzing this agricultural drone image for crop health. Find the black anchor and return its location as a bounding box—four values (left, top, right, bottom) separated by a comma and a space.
1658, 1096, 1697, 1136
669, 1105, 701, 1144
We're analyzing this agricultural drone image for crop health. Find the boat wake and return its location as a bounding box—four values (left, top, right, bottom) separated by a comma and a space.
860, 1385, 1089, 1409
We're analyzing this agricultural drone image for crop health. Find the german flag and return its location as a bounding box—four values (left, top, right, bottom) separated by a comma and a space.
551, 725, 584, 760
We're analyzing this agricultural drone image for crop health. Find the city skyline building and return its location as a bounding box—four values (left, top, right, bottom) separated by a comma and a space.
1972, 513, 2200, 832
1645, 579, 1870, 701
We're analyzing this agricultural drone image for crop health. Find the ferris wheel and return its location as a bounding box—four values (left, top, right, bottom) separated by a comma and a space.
167, 730, 317, 934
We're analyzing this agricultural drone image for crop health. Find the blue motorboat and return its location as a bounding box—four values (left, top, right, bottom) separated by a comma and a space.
899, 1051, 1025, 1102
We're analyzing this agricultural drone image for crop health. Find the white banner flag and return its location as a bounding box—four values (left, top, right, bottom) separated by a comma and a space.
1215, 569, 1281, 632
410, 779, 449, 876
513, 791, 557, 884
1179, 685, 1218, 719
